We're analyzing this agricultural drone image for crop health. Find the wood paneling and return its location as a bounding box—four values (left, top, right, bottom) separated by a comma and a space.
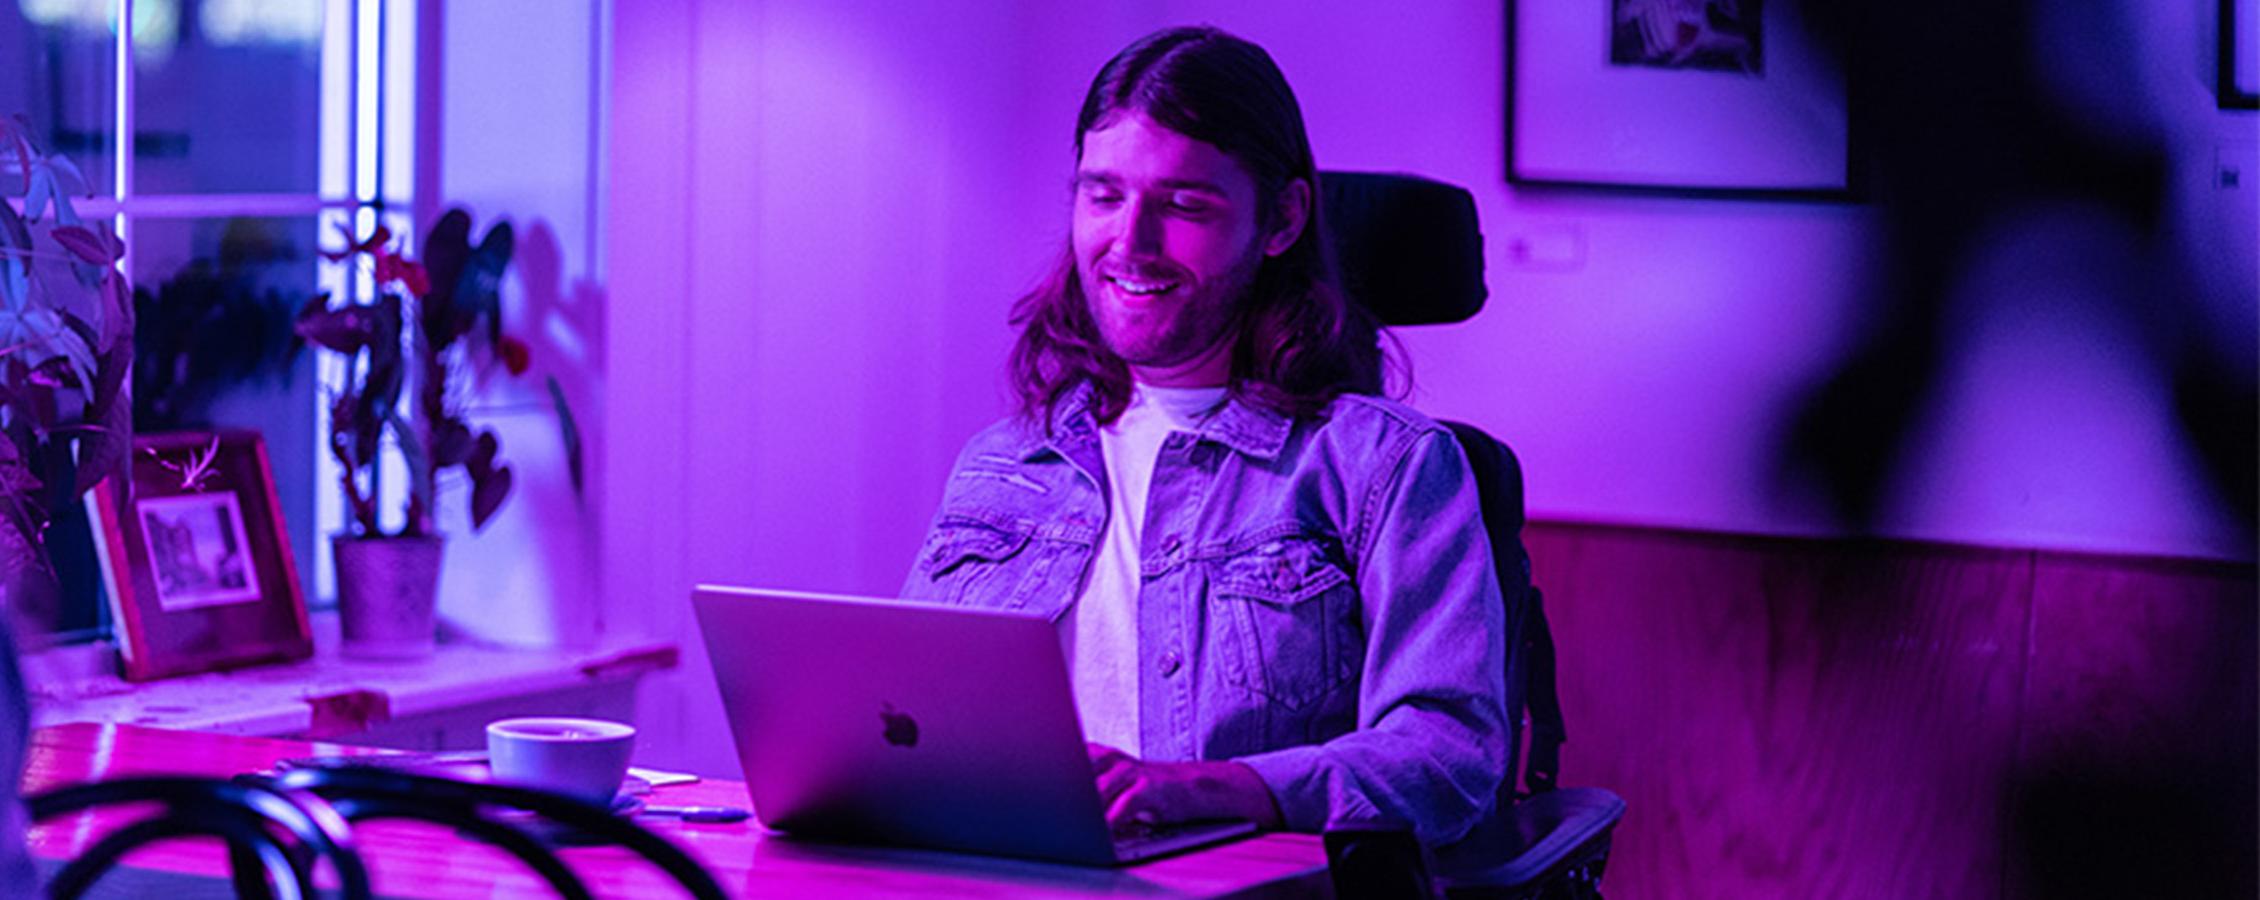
2009, 553, 2258, 899
1521, 521, 2255, 900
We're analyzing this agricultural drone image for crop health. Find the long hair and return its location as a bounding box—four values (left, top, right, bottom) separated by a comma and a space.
1008, 26, 1389, 429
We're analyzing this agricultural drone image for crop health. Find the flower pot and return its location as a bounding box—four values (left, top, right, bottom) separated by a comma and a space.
333, 535, 445, 659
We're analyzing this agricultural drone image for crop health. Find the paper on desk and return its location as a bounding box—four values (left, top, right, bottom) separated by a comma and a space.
628, 766, 698, 787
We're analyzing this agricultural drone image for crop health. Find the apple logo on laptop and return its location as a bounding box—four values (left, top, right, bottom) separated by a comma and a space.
880, 702, 920, 748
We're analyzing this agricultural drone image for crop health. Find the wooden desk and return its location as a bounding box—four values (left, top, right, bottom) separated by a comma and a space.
22, 723, 1331, 898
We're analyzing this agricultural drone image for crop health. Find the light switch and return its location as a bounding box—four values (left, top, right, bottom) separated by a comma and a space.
1500, 221, 1586, 272
2219, 146, 2253, 192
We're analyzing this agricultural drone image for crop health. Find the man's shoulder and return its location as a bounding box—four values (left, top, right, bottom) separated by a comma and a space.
1277, 393, 1466, 485
1310, 392, 1453, 444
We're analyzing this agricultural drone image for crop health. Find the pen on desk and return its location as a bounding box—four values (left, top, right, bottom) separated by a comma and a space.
641, 804, 751, 823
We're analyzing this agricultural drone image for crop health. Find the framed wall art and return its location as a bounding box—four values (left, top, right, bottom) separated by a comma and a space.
1507, 0, 1856, 199
89, 430, 311, 681
2225, 0, 2259, 109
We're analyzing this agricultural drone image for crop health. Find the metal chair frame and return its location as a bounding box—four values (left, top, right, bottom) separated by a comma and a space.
26, 775, 369, 900
263, 767, 730, 900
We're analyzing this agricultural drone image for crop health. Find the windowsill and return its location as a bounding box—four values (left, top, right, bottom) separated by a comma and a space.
24, 612, 678, 737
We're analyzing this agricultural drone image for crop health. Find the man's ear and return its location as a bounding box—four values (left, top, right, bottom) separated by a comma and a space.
1263, 179, 1312, 257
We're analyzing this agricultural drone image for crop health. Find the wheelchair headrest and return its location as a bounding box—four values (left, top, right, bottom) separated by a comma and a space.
1318, 171, 1488, 326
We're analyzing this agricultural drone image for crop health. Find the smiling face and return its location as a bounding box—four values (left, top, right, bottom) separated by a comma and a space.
1072, 112, 1307, 387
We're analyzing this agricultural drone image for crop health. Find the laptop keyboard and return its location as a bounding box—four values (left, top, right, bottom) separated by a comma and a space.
1110, 820, 1258, 863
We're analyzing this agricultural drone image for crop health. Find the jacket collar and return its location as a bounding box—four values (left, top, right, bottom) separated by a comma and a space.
1018, 381, 1294, 462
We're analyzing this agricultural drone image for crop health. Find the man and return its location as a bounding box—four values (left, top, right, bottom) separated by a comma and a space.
901, 26, 1512, 873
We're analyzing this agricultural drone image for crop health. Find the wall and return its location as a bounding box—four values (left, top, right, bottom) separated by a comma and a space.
608, 0, 1104, 776
430, 0, 607, 649
601, 0, 2255, 784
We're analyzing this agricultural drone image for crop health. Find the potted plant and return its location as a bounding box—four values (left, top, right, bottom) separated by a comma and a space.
295, 209, 522, 658
0, 119, 132, 636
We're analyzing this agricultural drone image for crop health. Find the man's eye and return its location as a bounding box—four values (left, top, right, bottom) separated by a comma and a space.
1169, 198, 1213, 216
1084, 192, 1123, 208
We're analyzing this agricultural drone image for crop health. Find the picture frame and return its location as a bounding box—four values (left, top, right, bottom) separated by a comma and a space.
88, 430, 311, 681
2225, 0, 2259, 110
1506, 0, 1856, 199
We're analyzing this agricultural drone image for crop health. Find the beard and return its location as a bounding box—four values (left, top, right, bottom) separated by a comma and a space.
1082, 245, 1261, 372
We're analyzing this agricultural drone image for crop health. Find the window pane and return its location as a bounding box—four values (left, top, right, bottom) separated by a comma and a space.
0, 0, 120, 196
131, 215, 323, 614
133, 0, 324, 195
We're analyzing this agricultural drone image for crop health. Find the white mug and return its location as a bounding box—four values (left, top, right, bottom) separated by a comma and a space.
485, 717, 637, 805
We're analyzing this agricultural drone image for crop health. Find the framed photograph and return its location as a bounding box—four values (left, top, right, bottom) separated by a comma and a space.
1507, 0, 1856, 199
2225, 0, 2259, 109
88, 430, 310, 681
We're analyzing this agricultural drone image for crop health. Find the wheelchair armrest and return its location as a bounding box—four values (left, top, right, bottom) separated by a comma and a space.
1468, 787, 1626, 890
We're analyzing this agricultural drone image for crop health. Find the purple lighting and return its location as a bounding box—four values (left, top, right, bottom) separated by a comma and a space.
599, 2, 2254, 896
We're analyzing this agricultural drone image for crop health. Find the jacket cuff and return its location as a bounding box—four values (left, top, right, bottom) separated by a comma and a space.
1236, 745, 1391, 834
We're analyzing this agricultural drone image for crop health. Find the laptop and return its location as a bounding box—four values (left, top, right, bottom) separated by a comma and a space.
690, 585, 1260, 866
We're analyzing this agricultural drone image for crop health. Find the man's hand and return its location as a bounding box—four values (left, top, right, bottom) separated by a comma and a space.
1086, 743, 1285, 835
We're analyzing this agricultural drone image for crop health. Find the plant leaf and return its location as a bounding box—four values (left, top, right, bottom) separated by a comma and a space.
46, 153, 84, 194
547, 375, 582, 496
0, 455, 39, 495
0, 259, 24, 314
328, 389, 363, 467
85, 300, 131, 424
0, 197, 30, 257
21, 166, 52, 223
420, 208, 471, 313
293, 292, 351, 350
72, 371, 131, 498
391, 409, 432, 523
33, 156, 85, 228
322, 220, 392, 263
99, 270, 129, 349
497, 334, 531, 376
51, 190, 80, 228
470, 464, 511, 530
51, 314, 98, 403
50, 226, 108, 264
0, 119, 33, 193
294, 300, 377, 353
430, 418, 472, 468
355, 350, 402, 464
26, 357, 73, 389
459, 219, 514, 349
468, 428, 499, 474
9, 308, 96, 400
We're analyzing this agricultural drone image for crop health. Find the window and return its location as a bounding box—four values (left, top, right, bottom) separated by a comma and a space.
6, 0, 415, 642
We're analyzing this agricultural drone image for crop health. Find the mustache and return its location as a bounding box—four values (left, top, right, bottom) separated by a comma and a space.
1094, 261, 1188, 283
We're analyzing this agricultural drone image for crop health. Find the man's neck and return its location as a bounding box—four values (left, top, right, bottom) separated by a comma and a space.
1127, 337, 1233, 388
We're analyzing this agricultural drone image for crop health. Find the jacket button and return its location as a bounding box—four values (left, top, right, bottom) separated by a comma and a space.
1159, 651, 1183, 677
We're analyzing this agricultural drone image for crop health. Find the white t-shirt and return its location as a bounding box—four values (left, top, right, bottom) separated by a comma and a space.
1063, 383, 1227, 755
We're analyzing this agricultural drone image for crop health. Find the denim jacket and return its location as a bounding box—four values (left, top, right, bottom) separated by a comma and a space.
901, 383, 1513, 853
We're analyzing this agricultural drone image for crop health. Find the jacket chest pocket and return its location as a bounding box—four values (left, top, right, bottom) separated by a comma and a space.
1206, 537, 1357, 712
916, 520, 1061, 612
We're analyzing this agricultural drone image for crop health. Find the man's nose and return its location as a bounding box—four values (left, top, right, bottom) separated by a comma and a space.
1122, 198, 1167, 257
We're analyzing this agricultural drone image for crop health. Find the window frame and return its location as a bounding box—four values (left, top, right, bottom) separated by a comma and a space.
27, 0, 415, 644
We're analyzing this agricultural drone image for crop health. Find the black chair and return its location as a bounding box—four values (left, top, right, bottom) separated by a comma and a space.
1320, 171, 1626, 899
261, 767, 729, 900
25, 775, 369, 900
